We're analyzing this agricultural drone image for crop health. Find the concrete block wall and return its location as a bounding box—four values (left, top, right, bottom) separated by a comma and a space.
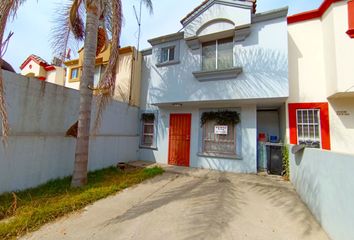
0, 71, 139, 194
290, 147, 354, 240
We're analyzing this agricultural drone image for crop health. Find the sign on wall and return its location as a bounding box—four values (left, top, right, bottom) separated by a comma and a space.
214, 125, 228, 135
336, 111, 350, 116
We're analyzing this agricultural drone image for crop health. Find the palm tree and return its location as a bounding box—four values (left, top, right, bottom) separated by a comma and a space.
0, 0, 153, 187
0, 1, 23, 142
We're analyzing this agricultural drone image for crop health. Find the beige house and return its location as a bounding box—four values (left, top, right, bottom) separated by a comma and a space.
64, 45, 142, 106
20, 55, 65, 86
287, 0, 354, 154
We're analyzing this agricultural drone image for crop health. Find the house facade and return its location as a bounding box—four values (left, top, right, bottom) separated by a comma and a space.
64, 45, 142, 106
20, 55, 65, 86
139, 0, 289, 173
287, 0, 354, 154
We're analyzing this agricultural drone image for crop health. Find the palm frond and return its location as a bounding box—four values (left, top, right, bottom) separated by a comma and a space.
3, 0, 28, 20
69, 0, 85, 40
93, 0, 153, 133
51, 0, 85, 60
93, 0, 122, 133
141, 0, 153, 14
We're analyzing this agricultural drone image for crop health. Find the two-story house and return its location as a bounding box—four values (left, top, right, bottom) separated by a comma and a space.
139, 0, 289, 173
287, 0, 354, 154
64, 45, 142, 106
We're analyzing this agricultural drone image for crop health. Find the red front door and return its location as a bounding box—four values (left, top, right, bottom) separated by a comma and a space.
168, 114, 191, 167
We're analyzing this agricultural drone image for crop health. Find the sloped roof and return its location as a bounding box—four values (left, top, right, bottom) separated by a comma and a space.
180, 0, 209, 24
181, 0, 257, 24
0, 59, 15, 72
20, 54, 54, 71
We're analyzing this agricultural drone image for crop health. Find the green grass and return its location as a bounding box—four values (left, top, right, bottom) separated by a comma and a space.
0, 166, 164, 240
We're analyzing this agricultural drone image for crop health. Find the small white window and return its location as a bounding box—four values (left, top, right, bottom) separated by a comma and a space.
203, 120, 236, 155
160, 46, 175, 63
296, 109, 321, 148
140, 113, 156, 148
202, 37, 233, 71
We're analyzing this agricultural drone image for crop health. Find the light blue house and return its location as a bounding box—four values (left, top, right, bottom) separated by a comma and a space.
139, 0, 289, 173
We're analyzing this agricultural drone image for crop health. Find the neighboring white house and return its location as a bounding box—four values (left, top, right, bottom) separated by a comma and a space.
287, 0, 354, 154
20, 55, 65, 86
139, 0, 289, 173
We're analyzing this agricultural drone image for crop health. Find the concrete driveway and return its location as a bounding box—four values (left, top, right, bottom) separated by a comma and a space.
22, 166, 330, 240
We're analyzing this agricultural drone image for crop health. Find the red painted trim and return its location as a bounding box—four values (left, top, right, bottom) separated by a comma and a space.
288, 103, 331, 150
37, 77, 46, 81
348, 0, 354, 38
287, 0, 343, 24
347, 28, 354, 38
20, 55, 55, 71
20, 58, 33, 70
44, 66, 56, 71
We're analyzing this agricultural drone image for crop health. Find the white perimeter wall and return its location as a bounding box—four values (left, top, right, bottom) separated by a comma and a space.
290, 147, 354, 240
0, 71, 139, 194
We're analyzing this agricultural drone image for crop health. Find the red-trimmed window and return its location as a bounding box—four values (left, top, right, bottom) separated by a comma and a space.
288, 103, 331, 150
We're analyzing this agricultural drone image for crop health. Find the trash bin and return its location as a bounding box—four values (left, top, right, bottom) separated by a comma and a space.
267, 144, 283, 175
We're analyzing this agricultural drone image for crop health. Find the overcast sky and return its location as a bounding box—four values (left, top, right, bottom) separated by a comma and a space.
3, 0, 323, 72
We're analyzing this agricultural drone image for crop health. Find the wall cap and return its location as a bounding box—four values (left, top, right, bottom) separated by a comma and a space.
252, 7, 289, 23
148, 32, 184, 46
141, 48, 152, 56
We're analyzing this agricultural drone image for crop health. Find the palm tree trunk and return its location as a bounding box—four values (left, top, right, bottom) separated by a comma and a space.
71, 9, 99, 187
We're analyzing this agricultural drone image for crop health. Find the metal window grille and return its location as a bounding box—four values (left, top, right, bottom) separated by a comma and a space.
203, 120, 236, 155
296, 109, 321, 148
141, 118, 154, 147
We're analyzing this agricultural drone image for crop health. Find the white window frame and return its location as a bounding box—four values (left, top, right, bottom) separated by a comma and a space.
296, 109, 322, 148
202, 37, 234, 71
160, 46, 175, 63
155, 40, 180, 67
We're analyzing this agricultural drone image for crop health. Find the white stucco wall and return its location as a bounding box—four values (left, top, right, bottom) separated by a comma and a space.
290, 147, 354, 240
65, 78, 80, 90
144, 17, 288, 106
326, 2, 354, 96
46, 67, 65, 86
0, 71, 139, 194
183, 0, 252, 38
288, 19, 327, 102
20, 60, 44, 78
328, 98, 354, 154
